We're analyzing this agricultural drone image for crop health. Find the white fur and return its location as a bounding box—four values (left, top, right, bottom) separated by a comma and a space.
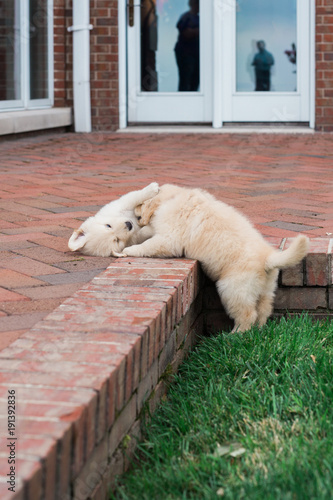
68, 183, 159, 257
120, 184, 309, 332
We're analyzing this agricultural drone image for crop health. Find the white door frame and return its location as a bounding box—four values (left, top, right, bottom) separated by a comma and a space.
118, 0, 127, 129
125, 0, 213, 124
118, 0, 315, 129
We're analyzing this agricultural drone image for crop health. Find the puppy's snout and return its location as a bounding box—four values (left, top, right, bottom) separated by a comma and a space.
125, 221, 133, 231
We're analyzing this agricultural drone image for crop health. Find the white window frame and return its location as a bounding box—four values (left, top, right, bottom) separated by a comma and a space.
0, 0, 54, 112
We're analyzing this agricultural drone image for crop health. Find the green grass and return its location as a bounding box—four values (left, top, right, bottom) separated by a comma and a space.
111, 315, 333, 500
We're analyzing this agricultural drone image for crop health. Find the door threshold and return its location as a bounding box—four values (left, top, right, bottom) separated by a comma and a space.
118, 124, 315, 134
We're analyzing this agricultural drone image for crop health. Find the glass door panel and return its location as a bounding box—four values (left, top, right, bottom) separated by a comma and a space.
236, 0, 297, 93
126, 0, 311, 125
29, 0, 49, 100
127, 0, 211, 123
0, 0, 52, 110
141, 0, 200, 92
0, 0, 22, 105
221, 0, 310, 123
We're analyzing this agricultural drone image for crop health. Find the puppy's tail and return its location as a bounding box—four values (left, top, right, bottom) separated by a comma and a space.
265, 235, 309, 272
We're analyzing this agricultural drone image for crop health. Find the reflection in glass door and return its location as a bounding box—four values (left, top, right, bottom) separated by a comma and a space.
127, 0, 212, 123
221, 0, 311, 124
0, 0, 21, 104
236, 0, 297, 93
141, 0, 200, 92
125, 0, 312, 126
0, 0, 53, 110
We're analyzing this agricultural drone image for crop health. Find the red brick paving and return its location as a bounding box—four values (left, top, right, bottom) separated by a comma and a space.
0, 131, 333, 350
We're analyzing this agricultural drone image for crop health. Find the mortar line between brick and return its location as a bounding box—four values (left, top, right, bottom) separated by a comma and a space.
303, 257, 307, 287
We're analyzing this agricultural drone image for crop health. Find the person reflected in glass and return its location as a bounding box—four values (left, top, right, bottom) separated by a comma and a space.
252, 40, 274, 91
174, 0, 200, 92
141, 0, 158, 91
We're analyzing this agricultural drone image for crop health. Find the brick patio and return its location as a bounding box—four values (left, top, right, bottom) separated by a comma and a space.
0, 131, 332, 499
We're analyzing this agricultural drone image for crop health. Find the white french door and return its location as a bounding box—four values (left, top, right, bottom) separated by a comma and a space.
220, 0, 312, 124
126, 0, 213, 123
124, 0, 313, 126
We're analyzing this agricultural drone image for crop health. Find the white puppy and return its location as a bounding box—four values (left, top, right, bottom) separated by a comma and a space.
120, 184, 309, 332
68, 182, 159, 257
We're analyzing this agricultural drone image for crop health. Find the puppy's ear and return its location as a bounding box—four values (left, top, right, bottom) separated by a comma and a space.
68, 229, 87, 251
135, 205, 146, 227
134, 205, 142, 219
138, 198, 158, 226
134, 205, 142, 218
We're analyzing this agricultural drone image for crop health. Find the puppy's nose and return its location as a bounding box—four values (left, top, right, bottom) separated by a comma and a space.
125, 221, 133, 231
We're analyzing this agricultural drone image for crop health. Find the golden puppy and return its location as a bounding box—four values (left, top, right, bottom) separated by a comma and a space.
119, 184, 309, 332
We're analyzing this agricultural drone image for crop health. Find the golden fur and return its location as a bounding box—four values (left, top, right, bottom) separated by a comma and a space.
68, 183, 159, 257
119, 184, 309, 332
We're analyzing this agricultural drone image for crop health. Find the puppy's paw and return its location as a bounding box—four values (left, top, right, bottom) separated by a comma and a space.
146, 182, 159, 196
113, 251, 128, 258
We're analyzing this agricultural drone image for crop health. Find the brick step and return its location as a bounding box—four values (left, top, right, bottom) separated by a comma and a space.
0, 238, 332, 500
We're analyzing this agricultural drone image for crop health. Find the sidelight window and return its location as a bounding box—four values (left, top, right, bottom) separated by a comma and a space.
0, 0, 53, 110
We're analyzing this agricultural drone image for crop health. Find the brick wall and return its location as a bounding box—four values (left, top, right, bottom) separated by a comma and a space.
315, 0, 333, 132
90, 0, 119, 131
54, 1, 333, 131
0, 258, 203, 500
53, 0, 72, 108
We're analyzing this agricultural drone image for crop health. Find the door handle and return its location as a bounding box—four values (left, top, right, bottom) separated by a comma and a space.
128, 0, 134, 27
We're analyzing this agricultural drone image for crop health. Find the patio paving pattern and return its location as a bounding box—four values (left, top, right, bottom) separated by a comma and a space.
0, 131, 333, 350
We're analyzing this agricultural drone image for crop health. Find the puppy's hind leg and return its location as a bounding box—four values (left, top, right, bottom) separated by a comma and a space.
216, 277, 258, 333
256, 294, 274, 327
256, 269, 279, 327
